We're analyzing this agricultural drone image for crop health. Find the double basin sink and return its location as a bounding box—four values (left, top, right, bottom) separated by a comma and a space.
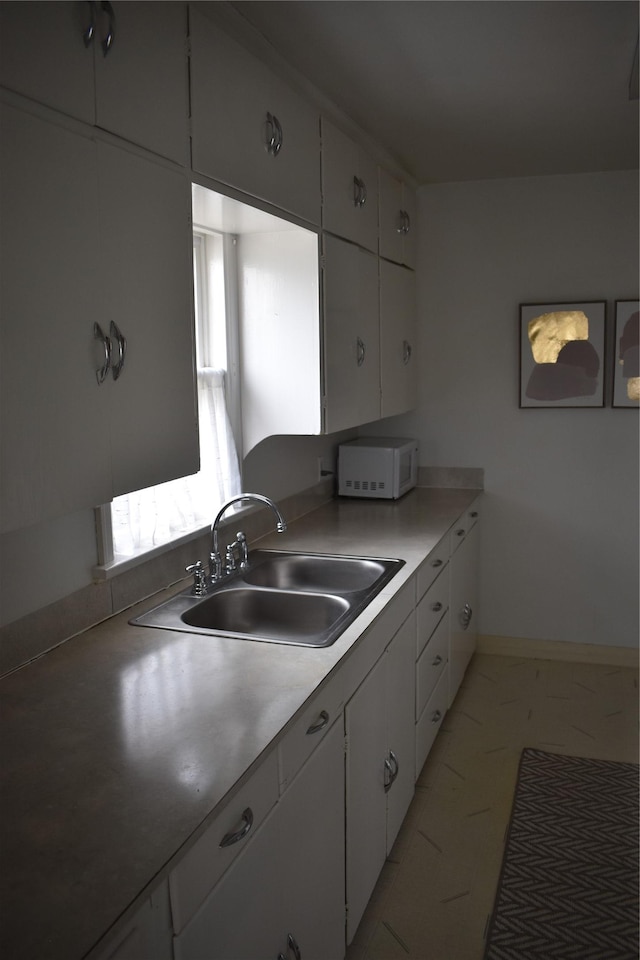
131, 550, 404, 648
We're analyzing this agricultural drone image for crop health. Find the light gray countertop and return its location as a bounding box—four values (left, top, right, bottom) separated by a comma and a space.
0, 487, 480, 960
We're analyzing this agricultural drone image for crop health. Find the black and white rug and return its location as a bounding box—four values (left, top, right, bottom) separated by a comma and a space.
484, 748, 639, 960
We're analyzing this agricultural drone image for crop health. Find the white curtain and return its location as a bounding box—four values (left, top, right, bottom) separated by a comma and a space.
111, 368, 241, 558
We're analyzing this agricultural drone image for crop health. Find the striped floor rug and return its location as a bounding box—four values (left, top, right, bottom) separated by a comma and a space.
484, 748, 639, 960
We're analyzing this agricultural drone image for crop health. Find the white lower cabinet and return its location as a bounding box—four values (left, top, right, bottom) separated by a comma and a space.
345, 611, 416, 944
449, 518, 480, 704
173, 719, 345, 960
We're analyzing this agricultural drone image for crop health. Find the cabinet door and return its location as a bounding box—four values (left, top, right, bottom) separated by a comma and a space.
97, 141, 199, 498
278, 719, 346, 960
0, 2, 94, 125
190, 9, 320, 224
378, 168, 405, 266
174, 722, 345, 960
173, 804, 282, 960
0, 103, 111, 533
449, 521, 479, 704
323, 234, 380, 433
321, 119, 378, 252
345, 655, 388, 943
94, 2, 189, 164
380, 259, 417, 419
385, 612, 416, 853
0, 2, 189, 165
379, 169, 417, 269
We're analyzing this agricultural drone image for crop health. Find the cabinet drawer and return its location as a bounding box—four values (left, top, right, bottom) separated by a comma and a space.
416, 612, 449, 719
278, 672, 345, 791
416, 565, 449, 658
169, 751, 279, 934
416, 535, 449, 601
449, 501, 481, 556
415, 668, 448, 778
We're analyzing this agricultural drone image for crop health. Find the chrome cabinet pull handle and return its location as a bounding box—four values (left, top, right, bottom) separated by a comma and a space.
431, 601, 443, 612
219, 807, 254, 847
456, 528, 465, 537
100, 0, 115, 56
287, 934, 302, 960
356, 336, 366, 367
94, 322, 112, 384
460, 602, 473, 630
83, 0, 97, 46
470, 511, 479, 518
402, 340, 412, 365
403, 210, 411, 234
432, 654, 443, 667
265, 112, 277, 154
432, 558, 443, 568
359, 177, 367, 207
266, 113, 283, 155
431, 709, 442, 724
110, 320, 126, 380
353, 176, 361, 207
273, 114, 283, 155
306, 710, 329, 735
396, 210, 405, 234
384, 750, 399, 792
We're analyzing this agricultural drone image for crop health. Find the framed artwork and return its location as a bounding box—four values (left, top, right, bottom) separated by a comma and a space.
612, 300, 639, 407
519, 301, 606, 408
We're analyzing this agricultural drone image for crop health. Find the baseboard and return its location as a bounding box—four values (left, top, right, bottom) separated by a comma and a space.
477, 634, 639, 669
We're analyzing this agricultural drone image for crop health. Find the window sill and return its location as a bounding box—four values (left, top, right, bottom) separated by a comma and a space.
92, 523, 210, 581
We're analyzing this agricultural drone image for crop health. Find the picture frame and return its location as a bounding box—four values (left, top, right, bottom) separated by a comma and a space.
519, 301, 606, 408
612, 300, 639, 408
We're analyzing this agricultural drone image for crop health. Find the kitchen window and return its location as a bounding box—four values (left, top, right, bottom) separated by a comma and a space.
96, 228, 241, 569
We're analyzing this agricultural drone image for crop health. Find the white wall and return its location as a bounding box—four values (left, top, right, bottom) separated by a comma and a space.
376, 170, 639, 648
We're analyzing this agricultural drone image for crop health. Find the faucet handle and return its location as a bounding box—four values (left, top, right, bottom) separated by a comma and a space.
186, 561, 207, 597
236, 531, 249, 569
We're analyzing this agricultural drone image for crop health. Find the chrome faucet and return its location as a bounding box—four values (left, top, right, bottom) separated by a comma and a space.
209, 493, 287, 583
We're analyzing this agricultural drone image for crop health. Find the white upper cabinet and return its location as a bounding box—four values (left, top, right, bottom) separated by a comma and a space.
96, 140, 198, 498
0, 102, 110, 531
322, 234, 380, 433
0, 2, 190, 164
189, 7, 321, 225
0, 102, 198, 533
321, 118, 378, 253
379, 259, 417, 419
378, 167, 417, 269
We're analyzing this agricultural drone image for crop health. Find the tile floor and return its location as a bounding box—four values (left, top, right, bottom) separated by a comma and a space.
346, 652, 639, 960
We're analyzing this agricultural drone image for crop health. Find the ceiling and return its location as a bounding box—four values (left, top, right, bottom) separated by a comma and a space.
228, 0, 639, 184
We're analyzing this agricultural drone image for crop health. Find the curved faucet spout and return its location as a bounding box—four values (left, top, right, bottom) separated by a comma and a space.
210, 493, 287, 581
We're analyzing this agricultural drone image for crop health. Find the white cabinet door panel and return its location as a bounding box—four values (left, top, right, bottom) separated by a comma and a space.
380, 259, 417, 419
385, 612, 416, 853
321, 119, 378, 252
323, 234, 380, 433
0, 2, 94, 125
449, 522, 480, 704
0, 103, 111, 532
97, 141, 199, 497
95, 2, 189, 165
345, 656, 388, 943
190, 9, 320, 224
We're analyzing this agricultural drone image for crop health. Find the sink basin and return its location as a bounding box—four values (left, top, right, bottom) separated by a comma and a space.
243, 551, 394, 593
182, 587, 350, 646
130, 550, 404, 647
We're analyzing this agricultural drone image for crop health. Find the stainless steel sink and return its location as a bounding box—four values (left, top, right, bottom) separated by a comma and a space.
130, 550, 404, 648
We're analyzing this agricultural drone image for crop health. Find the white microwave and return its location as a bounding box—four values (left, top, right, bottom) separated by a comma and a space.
338, 437, 418, 500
